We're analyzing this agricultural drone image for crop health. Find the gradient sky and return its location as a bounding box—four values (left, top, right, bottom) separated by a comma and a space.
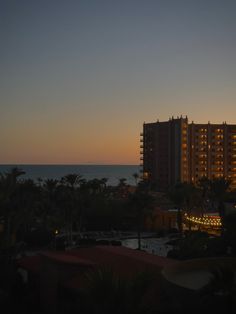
1, 0, 236, 164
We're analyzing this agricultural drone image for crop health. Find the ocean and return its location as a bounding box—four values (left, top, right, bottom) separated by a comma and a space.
0, 165, 140, 186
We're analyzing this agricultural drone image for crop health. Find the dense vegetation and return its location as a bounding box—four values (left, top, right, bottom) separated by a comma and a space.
0, 168, 155, 250
1, 167, 236, 313
0, 167, 236, 253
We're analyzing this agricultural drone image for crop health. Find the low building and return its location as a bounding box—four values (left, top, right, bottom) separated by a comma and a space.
17, 246, 175, 313
146, 208, 178, 232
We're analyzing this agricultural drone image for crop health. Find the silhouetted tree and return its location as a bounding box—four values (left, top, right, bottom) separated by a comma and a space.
0, 167, 26, 248
209, 178, 231, 235
129, 181, 154, 250
132, 173, 139, 186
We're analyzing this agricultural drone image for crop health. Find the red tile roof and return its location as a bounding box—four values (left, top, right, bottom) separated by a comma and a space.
17, 255, 41, 274
17, 245, 177, 290
41, 251, 96, 266
65, 246, 176, 289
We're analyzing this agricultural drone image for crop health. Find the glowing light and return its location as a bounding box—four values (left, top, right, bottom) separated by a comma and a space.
184, 213, 222, 227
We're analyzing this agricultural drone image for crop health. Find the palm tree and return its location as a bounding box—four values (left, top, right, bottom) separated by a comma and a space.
0, 167, 26, 248
59, 174, 84, 246
195, 177, 211, 231
5, 167, 25, 182
168, 182, 185, 234
132, 173, 139, 186
129, 181, 154, 250
60, 173, 83, 188
75, 268, 158, 314
100, 177, 108, 190
209, 178, 231, 235
117, 178, 129, 199
41, 179, 59, 230
169, 182, 200, 233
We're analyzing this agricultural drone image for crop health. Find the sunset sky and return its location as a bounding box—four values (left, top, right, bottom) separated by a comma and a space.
1, 0, 236, 164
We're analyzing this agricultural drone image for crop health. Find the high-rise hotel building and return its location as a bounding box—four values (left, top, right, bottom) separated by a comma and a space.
141, 116, 236, 190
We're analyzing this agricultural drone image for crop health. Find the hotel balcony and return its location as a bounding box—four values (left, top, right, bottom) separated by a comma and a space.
211, 171, 224, 176
197, 155, 207, 159
197, 140, 208, 144
198, 128, 207, 132
228, 170, 236, 174
197, 167, 207, 172
211, 150, 224, 154
228, 155, 236, 161
213, 135, 224, 139
195, 150, 207, 154
211, 154, 224, 159
213, 162, 223, 166
213, 169, 224, 173
196, 172, 207, 178
212, 173, 224, 178
228, 139, 236, 143
211, 142, 223, 147
214, 128, 223, 133
212, 148, 224, 152
196, 162, 207, 166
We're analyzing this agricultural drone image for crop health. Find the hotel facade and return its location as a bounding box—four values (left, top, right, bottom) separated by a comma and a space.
141, 116, 236, 190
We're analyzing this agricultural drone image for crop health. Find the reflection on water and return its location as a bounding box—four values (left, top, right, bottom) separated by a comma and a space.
122, 237, 173, 257
171, 271, 212, 290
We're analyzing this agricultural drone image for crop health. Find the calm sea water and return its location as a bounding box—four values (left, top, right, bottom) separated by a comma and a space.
0, 165, 140, 186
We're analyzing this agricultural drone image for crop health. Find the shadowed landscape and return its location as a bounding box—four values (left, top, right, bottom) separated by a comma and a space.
1, 0, 236, 313
0, 167, 236, 313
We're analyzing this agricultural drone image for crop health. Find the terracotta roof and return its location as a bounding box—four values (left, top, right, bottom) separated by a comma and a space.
41, 251, 96, 266
64, 246, 177, 292
17, 255, 41, 274
17, 246, 176, 285
96, 245, 175, 267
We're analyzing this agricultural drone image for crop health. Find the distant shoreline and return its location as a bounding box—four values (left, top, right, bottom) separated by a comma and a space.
0, 164, 139, 166
0, 164, 140, 186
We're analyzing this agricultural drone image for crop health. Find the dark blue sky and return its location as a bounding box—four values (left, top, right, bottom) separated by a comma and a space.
1, 0, 236, 164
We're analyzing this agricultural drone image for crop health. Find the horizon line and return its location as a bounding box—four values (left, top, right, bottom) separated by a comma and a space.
0, 163, 139, 166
